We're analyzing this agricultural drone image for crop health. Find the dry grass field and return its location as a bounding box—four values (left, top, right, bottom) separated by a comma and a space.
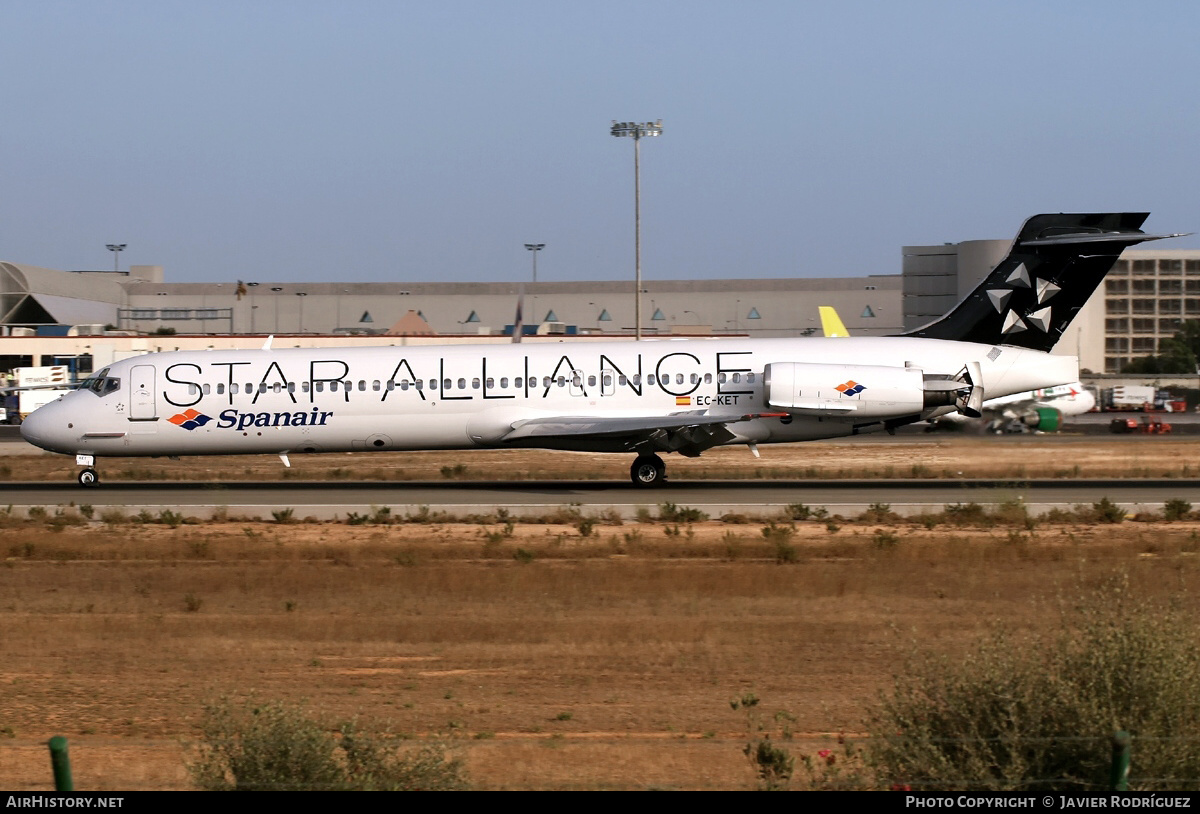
2, 437, 1200, 790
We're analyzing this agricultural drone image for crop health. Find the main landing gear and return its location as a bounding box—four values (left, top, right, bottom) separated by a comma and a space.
630, 453, 667, 487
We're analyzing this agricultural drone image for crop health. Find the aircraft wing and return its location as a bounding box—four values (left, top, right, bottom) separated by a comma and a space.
502, 411, 785, 442
0, 383, 77, 394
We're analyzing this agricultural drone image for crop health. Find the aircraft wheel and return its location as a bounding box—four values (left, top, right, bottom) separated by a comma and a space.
630, 454, 666, 487
78, 468, 98, 487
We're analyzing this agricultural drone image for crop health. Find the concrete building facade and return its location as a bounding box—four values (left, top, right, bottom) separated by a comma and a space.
1, 262, 902, 374
116, 275, 902, 339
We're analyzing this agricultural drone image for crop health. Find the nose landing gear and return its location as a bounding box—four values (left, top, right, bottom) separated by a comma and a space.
630, 453, 666, 487
75, 454, 99, 487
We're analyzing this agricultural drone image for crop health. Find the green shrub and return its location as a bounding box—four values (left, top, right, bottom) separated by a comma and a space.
658, 502, 708, 523
731, 693, 794, 790
746, 737, 794, 791
860, 502, 898, 523
481, 528, 509, 545
867, 577, 1200, 791
189, 699, 468, 791
1164, 498, 1192, 521
1091, 497, 1126, 524
404, 506, 444, 524
872, 529, 899, 549
784, 503, 827, 521
944, 502, 989, 525
761, 522, 797, 563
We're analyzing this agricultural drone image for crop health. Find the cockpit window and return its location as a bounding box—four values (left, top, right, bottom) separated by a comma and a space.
79, 368, 121, 397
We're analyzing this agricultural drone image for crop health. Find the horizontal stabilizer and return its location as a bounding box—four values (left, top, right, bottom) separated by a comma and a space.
1020, 231, 1188, 247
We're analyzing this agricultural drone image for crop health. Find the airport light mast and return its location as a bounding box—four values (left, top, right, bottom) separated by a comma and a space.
295, 292, 308, 333
610, 119, 662, 340
524, 243, 545, 283
106, 244, 126, 273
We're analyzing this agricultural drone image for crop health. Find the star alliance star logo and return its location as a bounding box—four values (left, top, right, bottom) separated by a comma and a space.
988, 261, 1059, 336
167, 409, 212, 430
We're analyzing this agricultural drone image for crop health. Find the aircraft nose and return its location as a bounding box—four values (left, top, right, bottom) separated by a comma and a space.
19, 403, 50, 446
20, 400, 74, 454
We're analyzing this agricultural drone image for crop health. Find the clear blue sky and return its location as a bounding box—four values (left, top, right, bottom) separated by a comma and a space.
3, 0, 1198, 284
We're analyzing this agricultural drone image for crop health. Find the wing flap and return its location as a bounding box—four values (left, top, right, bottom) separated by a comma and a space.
501, 411, 785, 442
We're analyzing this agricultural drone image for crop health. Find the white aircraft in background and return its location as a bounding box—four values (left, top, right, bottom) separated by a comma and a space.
21, 213, 1178, 486
929, 382, 1095, 433
816, 307, 1096, 432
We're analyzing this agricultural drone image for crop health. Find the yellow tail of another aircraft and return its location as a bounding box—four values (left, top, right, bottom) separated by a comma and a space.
818, 306, 850, 338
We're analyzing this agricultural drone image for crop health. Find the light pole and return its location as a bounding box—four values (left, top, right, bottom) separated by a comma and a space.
271, 287, 283, 333
247, 282, 259, 333
106, 244, 126, 273
296, 292, 308, 333
610, 119, 662, 340
524, 243, 544, 283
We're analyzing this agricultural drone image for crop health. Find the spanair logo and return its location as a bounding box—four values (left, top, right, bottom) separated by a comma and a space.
168, 409, 213, 430
168, 407, 334, 432
836, 380, 866, 396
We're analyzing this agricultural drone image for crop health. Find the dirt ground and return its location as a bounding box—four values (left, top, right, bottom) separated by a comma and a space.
2, 438, 1200, 790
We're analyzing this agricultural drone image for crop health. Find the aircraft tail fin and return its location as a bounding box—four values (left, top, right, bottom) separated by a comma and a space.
818, 306, 850, 337
901, 213, 1185, 351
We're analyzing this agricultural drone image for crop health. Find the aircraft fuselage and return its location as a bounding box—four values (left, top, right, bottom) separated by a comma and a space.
21, 335, 1076, 459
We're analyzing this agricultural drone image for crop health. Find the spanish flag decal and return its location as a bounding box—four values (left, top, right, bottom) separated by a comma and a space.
675, 396, 692, 406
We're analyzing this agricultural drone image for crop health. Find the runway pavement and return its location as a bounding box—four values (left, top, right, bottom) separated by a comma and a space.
5, 415, 1200, 518
5, 478, 1200, 520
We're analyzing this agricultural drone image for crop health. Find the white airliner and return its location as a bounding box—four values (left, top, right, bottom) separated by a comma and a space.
932, 382, 1096, 433
816, 305, 1096, 432
19, 213, 1179, 487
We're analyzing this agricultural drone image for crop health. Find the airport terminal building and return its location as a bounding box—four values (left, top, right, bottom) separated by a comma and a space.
3, 233, 1198, 377
0, 260, 903, 374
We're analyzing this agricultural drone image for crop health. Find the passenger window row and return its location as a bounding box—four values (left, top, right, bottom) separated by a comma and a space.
183, 370, 755, 396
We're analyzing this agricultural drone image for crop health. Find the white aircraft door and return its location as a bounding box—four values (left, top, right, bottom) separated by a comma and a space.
129, 365, 157, 420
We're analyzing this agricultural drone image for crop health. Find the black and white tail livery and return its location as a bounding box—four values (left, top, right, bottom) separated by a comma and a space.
902, 213, 1182, 352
